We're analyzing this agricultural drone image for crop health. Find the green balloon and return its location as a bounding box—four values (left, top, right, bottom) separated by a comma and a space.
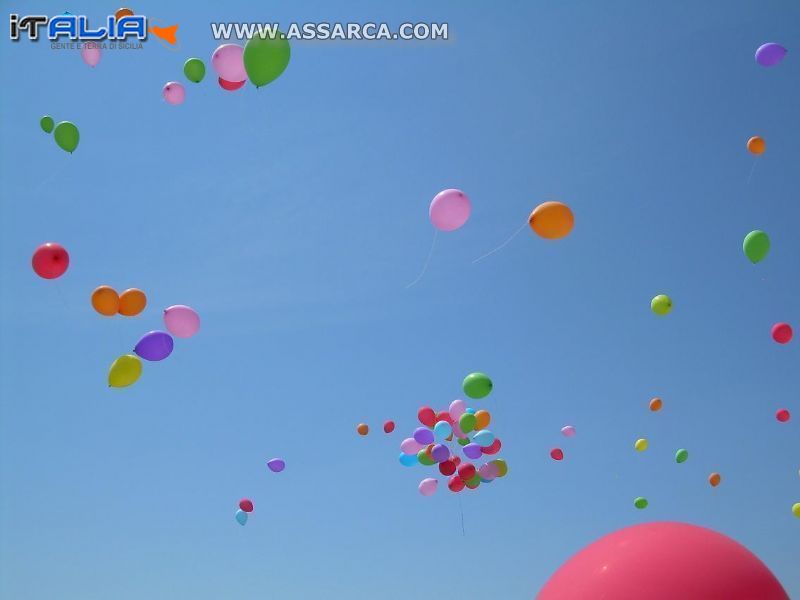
457, 437, 470, 446
466, 473, 481, 486
675, 448, 689, 464
634, 496, 648, 509
650, 294, 672, 316
53, 121, 79, 153
417, 448, 435, 466
183, 58, 206, 83
459, 412, 477, 433
743, 230, 770, 264
40, 115, 54, 134
243, 31, 291, 88
463, 372, 493, 399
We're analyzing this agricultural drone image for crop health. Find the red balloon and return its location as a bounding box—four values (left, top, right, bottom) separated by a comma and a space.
418, 406, 436, 427
482, 438, 502, 455
550, 448, 564, 461
218, 77, 246, 91
238, 499, 254, 513
32, 242, 69, 279
435, 410, 453, 424
457, 463, 476, 481
383, 420, 395, 433
776, 409, 790, 423
439, 459, 456, 476
771, 323, 793, 344
538, 522, 789, 599
451, 456, 461, 467
448, 475, 465, 492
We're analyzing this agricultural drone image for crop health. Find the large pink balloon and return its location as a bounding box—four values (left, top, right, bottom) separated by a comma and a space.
163, 305, 200, 338
211, 44, 247, 83
429, 189, 471, 231
538, 522, 788, 600
162, 82, 185, 106
80, 43, 101, 67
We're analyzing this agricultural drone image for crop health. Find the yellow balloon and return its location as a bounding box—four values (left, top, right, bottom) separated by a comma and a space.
793, 503, 800, 518
108, 354, 142, 388
635, 438, 648, 452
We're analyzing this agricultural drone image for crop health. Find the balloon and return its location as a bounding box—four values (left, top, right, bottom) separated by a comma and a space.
108, 354, 142, 388
458, 412, 477, 433
747, 136, 766, 155
550, 448, 564, 461
439, 460, 456, 476
239, 499, 254, 513
91, 286, 119, 316
793, 503, 800, 518
162, 82, 185, 105
53, 121, 79, 153
709, 472, 721, 487
560, 425, 576, 437
472, 430, 495, 447
40, 115, 54, 133
463, 443, 482, 459
80, 43, 101, 67
219, 77, 246, 91
211, 45, 247, 82
634, 497, 648, 509
457, 437, 470, 447
115, 8, 134, 20
417, 448, 435, 466
418, 478, 438, 496
435, 410, 453, 424
492, 459, 508, 477
675, 448, 689, 463
651, 294, 672, 316
357, 423, 369, 436
134, 331, 174, 361
635, 438, 648, 452
771, 323, 792, 344
465, 474, 481, 489
431, 444, 450, 463
449, 399, 466, 420
383, 420, 395, 434
235, 509, 248, 526
400, 437, 423, 455
243, 30, 291, 87
529, 201, 574, 239
429, 189, 471, 231
474, 410, 491, 430
743, 230, 770, 263
462, 372, 492, 399
267, 458, 285, 472
399, 453, 418, 467
649, 397, 663, 411
32, 242, 69, 279
163, 305, 200, 338
417, 406, 436, 427
448, 475, 465, 492
457, 463, 476, 481
183, 58, 206, 83
479, 462, 500, 480
537, 522, 789, 600
413, 427, 434, 445
432, 421, 451, 442
776, 409, 790, 423
755, 43, 787, 67
481, 438, 502, 455
118, 288, 146, 316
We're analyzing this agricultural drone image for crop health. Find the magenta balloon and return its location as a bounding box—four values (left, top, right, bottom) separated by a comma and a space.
134, 331, 174, 361
755, 43, 787, 67
211, 44, 247, 82
80, 44, 101, 67
429, 189, 471, 231
163, 305, 200, 338
400, 437, 423, 455
162, 82, 185, 105
538, 522, 789, 600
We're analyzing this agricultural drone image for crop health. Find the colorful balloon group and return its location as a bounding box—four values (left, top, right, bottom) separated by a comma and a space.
91, 286, 147, 317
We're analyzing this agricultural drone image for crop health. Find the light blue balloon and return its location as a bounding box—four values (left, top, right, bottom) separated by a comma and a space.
399, 452, 418, 467
235, 509, 248, 526
473, 430, 496, 447
465, 408, 476, 414
433, 420, 452, 442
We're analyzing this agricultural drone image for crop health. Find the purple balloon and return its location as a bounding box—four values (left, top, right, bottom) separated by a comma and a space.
413, 427, 434, 445
431, 444, 450, 463
267, 458, 285, 473
134, 331, 174, 361
755, 43, 787, 67
463, 443, 483, 459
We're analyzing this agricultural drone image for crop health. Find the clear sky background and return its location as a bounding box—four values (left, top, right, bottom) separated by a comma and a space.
1, 1, 798, 598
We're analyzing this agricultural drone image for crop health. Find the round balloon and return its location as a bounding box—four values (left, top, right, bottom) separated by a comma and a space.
493, 459, 508, 477
162, 82, 185, 105
634, 497, 648, 509
80, 43, 101, 67
400, 437, 423, 455
243, 31, 291, 87
134, 331, 174, 361
40, 115, 54, 134
267, 458, 285, 472
183, 58, 206, 83
356, 423, 369, 436
776, 409, 790, 423
53, 121, 79, 153
771, 323, 792, 344
474, 409, 491, 430
635, 438, 648, 452
449, 399, 466, 420
472, 430, 495, 447
32, 242, 69, 279
550, 448, 564, 461
383, 420, 395, 434
462, 372, 492, 399
108, 354, 142, 388
743, 230, 770, 263
163, 305, 200, 338
115, 8, 134, 20
433, 421, 452, 442
755, 43, 787, 67
793, 503, 800, 518
418, 478, 438, 496
649, 397, 663, 411
463, 443, 482, 459
651, 294, 672, 316
413, 427, 434, 445
429, 189, 471, 231
529, 201, 574, 239
399, 453, 418, 467
417, 406, 436, 427
211, 44, 246, 80
431, 444, 449, 463
747, 136, 766, 155
448, 475, 465, 492
118, 288, 146, 316
91, 286, 119, 316
235, 509, 248, 526
709, 472, 721, 487
458, 412, 477, 433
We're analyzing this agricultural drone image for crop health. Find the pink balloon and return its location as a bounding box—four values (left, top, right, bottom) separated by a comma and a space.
449, 399, 466, 420
80, 43, 101, 67
561, 425, 576, 437
429, 189, 471, 231
418, 478, 438, 497
478, 462, 499, 480
162, 82, 185, 106
538, 522, 789, 600
211, 44, 247, 83
400, 437, 423, 455
163, 305, 200, 338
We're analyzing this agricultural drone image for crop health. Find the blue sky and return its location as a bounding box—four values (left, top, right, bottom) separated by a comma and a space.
1, 1, 798, 598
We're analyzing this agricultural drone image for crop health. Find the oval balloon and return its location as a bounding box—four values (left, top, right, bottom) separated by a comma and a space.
162, 82, 185, 105
91, 285, 119, 316
419, 478, 438, 496
417, 448, 435, 466
448, 475, 465, 492
32, 242, 69, 279
776, 409, 790, 423
492, 459, 508, 477
651, 294, 672, 316
400, 437, 423, 455
211, 44, 247, 82
463, 443, 482, 459
219, 77, 246, 91
383, 420, 395, 434
267, 458, 285, 472
40, 115, 54, 134
743, 230, 770, 263
771, 323, 792, 344
550, 448, 564, 461
458, 412, 477, 433
449, 399, 466, 420
118, 288, 146, 316
755, 43, 787, 67
474, 409, 491, 430
429, 189, 471, 231
529, 201, 574, 239
472, 430, 495, 447
675, 448, 689, 463
183, 57, 206, 83
108, 354, 142, 388
163, 305, 200, 338
634, 496, 648, 509
747, 136, 766, 155
457, 463, 476, 481
433, 421, 452, 442
561, 425, 576, 437
649, 397, 663, 412
413, 427, 434, 445
417, 406, 436, 427
635, 438, 648, 452
239, 498, 254, 513
243, 31, 291, 87
431, 444, 450, 463
439, 459, 456, 476
399, 452, 418, 467
53, 121, 79, 153
134, 331, 174, 361
709, 472, 721, 487
80, 43, 101, 67
462, 372, 492, 399
115, 7, 134, 20
235, 509, 248, 526
792, 503, 800, 518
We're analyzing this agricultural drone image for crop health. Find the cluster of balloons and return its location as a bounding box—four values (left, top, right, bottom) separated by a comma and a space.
39, 116, 79, 153
235, 498, 254, 526
91, 286, 146, 317
549, 424, 576, 461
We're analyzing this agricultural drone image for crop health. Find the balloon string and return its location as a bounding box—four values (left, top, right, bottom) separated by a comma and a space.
746, 158, 758, 185
458, 496, 465, 536
405, 230, 438, 289
472, 221, 528, 264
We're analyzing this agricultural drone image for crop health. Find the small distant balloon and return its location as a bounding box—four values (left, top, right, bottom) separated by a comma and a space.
675, 448, 689, 464
134, 331, 174, 361
550, 448, 564, 461
357, 423, 369, 436
118, 288, 146, 316
91, 286, 119, 316
219, 77, 246, 91
53, 121, 80, 153
418, 478, 438, 496
651, 294, 672, 316
267, 458, 285, 472
709, 472, 721, 487
755, 43, 787, 67
429, 189, 471, 231
529, 201, 574, 239
747, 136, 766, 156
163, 305, 200, 338
561, 425, 576, 437
80, 43, 101, 67
649, 397, 663, 412
776, 409, 790, 423
771, 323, 793, 344
383, 420, 395, 434
634, 497, 648, 509
743, 230, 770, 264
162, 82, 185, 105
32, 242, 69, 279
235, 509, 248, 526
635, 438, 648, 452
40, 115, 54, 134
183, 58, 206, 83
793, 503, 800, 518
108, 354, 142, 388
462, 372, 492, 399
239, 499, 254, 513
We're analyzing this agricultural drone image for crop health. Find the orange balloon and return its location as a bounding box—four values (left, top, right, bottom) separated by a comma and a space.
357, 423, 369, 436
529, 201, 574, 239
649, 397, 663, 412
118, 288, 146, 316
709, 472, 721, 487
91, 286, 119, 316
747, 136, 765, 155
115, 7, 134, 20
474, 409, 491, 430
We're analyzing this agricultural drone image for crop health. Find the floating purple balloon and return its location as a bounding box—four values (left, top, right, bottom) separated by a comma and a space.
413, 427, 434, 445
463, 443, 483, 459
431, 444, 450, 463
755, 43, 787, 67
267, 458, 285, 473
134, 331, 174, 361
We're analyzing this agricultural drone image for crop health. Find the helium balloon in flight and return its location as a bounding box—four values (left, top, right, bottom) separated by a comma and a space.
134, 331, 174, 361
463, 372, 492, 399
649, 397, 663, 412
529, 201, 574, 239
651, 294, 672, 316
118, 288, 146, 316
675, 448, 689, 463
771, 323, 792, 344
219, 77, 246, 91
162, 82, 185, 105
80, 43, 101, 67
747, 136, 766, 155
429, 189, 471, 231
243, 30, 291, 87
709, 472, 721, 487
108, 354, 142, 388
211, 44, 247, 82
32, 242, 69, 279
183, 58, 206, 83
91, 286, 119, 316
164, 305, 200, 338
743, 230, 770, 263
755, 43, 787, 67
235, 509, 248, 526
53, 121, 79, 153
40, 115, 54, 134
